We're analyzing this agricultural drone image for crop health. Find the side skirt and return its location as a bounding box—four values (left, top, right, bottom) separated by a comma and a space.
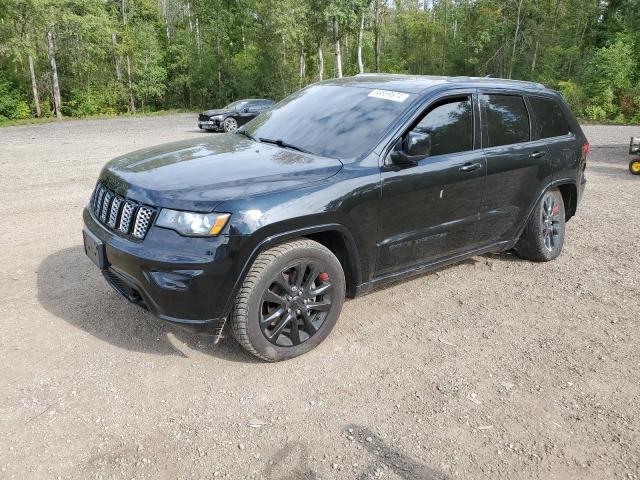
354, 239, 514, 297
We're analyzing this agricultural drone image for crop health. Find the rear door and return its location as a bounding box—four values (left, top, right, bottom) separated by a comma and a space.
376, 93, 486, 276
527, 94, 581, 183
475, 92, 553, 245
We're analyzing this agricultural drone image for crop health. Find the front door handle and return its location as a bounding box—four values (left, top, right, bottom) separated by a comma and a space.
529, 151, 547, 159
460, 162, 481, 172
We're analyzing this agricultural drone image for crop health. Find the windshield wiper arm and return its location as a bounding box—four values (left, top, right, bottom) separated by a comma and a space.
258, 137, 311, 154
236, 129, 256, 141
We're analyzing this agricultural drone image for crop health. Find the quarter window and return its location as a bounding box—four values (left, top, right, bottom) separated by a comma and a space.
414, 96, 473, 156
529, 96, 571, 138
481, 94, 530, 148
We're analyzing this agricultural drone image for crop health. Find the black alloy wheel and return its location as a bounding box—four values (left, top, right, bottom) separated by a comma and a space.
230, 239, 345, 362
541, 193, 562, 252
515, 188, 566, 262
259, 261, 333, 346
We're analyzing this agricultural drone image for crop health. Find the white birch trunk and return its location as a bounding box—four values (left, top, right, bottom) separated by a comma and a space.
126, 54, 136, 113
111, 33, 122, 82
299, 44, 305, 79
46, 30, 62, 119
195, 17, 202, 64
357, 12, 365, 74
317, 44, 324, 81
508, 0, 524, 79
332, 17, 342, 78
28, 52, 42, 117
373, 1, 383, 73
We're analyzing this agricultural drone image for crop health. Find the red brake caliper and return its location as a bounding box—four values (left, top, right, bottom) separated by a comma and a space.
318, 272, 330, 282
552, 205, 560, 216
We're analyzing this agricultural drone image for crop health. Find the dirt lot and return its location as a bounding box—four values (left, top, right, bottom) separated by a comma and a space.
1, 115, 639, 480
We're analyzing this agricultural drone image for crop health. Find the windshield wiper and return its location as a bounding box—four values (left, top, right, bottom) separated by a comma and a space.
236, 129, 256, 141
258, 137, 311, 155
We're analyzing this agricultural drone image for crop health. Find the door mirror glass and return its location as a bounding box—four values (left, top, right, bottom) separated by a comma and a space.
390, 131, 431, 165
405, 130, 431, 157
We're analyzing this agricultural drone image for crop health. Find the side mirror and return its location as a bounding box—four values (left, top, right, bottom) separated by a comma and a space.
390, 131, 431, 165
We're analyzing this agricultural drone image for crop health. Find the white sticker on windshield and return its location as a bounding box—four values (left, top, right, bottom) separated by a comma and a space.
368, 89, 410, 103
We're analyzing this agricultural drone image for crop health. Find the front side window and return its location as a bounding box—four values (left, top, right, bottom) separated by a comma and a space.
414, 96, 473, 156
226, 100, 248, 111
244, 85, 416, 159
529, 96, 571, 139
481, 94, 530, 148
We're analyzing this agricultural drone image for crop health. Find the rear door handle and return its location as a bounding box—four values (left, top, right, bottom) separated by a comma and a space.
460, 162, 481, 172
529, 151, 547, 159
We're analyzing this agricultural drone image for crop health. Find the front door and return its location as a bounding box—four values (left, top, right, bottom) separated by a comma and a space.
376, 94, 486, 277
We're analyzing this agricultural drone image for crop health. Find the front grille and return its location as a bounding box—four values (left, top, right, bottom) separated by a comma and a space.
198, 114, 209, 121
90, 182, 156, 240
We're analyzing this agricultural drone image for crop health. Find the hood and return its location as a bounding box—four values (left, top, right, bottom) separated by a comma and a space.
101, 134, 343, 212
201, 108, 229, 117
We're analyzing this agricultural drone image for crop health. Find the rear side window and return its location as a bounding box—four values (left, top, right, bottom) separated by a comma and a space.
481, 94, 530, 148
529, 96, 571, 138
415, 96, 474, 156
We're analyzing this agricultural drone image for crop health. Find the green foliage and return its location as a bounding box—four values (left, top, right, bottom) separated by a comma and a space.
581, 35, 636, 119
0, 78, 31, 121
1, 0, 639, 123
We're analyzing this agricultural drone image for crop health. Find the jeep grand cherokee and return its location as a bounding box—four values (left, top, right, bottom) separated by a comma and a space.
83, 74, 588, 361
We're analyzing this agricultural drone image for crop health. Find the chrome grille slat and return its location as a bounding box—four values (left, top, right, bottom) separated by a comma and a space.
95, 186, 106, 214
107, 196, 123, 228
118, 201, 136, 233
132, 206, 154, 239
90, 182, 155, 240
100, 191, 113, 222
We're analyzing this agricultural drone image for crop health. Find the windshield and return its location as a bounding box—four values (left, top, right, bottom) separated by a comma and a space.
243, 85, 416, 159
225, 100, 248, 111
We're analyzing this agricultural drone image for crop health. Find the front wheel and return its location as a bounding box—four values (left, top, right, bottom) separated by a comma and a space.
630, 159, 640, 175
222, 117, 238, 133
230, 239, 346, 362
515, 189, 566, 262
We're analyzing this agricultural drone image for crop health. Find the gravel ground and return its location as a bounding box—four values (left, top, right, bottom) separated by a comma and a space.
1, 115, 639, 480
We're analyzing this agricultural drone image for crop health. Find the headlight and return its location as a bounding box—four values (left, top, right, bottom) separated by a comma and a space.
156, 209, 230, 236
212, 115, 224, 120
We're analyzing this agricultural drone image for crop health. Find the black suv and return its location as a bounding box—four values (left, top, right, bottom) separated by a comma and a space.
83, 74, 588, 361
198, 99, 275, 133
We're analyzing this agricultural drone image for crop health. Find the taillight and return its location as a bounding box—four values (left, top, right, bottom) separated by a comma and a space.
582, 142, 590, 160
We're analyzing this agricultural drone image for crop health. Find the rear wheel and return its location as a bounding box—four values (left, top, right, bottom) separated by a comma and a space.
222, 117, 238, 133
230, 239, 345, 362
630, 159, 640, 175
515, 188, 566, 262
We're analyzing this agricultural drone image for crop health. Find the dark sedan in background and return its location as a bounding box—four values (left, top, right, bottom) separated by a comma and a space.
198, 99, 275, 133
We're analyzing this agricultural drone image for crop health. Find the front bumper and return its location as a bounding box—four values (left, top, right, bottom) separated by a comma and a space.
198, 118, 221, 130
83, 207, 240, 337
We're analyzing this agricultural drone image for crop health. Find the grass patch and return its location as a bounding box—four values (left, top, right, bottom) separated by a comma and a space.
0, 109, 195, 128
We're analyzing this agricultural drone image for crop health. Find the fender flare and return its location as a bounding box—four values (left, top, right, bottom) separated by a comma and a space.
220, 223, 363, 319
515, 179, 578, 241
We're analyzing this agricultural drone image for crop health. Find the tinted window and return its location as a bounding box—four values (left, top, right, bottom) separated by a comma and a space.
481, 94, 530, 147
415, 97, 473, 156
225, 100, 248, 111
529, 96, 571, 138
245, 85, 416, 159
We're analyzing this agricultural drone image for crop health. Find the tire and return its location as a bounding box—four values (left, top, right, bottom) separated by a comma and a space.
514, 188, 566, 262
222, 117, 238, 133
230, 238, 346, 362
630, 159, 640, 175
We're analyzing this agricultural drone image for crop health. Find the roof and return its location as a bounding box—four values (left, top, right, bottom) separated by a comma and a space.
321, 73, 547, 95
